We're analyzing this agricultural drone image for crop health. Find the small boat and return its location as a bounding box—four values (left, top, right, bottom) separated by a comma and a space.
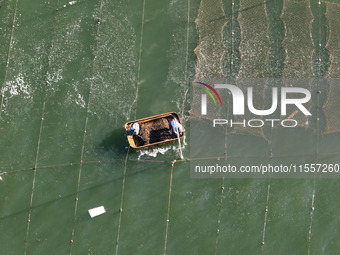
125, 112, 184, 150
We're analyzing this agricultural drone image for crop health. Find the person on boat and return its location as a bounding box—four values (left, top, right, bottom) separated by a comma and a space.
170, 118, 183, 136
130, 122, 140, 136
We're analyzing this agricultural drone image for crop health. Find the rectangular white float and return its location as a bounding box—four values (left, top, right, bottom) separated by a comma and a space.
88, 206, 106, 218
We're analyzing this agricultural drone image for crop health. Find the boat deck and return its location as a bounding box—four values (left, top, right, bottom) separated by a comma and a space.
125, 112, 184, 149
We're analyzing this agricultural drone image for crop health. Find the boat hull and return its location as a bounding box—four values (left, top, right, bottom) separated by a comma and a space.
124, 112, 184, 150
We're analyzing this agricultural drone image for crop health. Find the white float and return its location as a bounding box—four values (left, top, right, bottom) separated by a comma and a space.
88, 206, 106, 218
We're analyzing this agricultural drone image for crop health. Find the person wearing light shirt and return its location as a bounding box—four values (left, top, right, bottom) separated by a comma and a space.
130, 122, 140, 135
170, 118, 183, 135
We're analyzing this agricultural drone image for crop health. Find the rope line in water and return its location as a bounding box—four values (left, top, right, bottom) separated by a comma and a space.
163, 161, 175, 255
69, 0, 104, 252
127, 0, 146, 119
115, 147, 130, 255
307, 190, 315, 255
214, 80, 232, 254
115, 0, 146, 254
261, 78, 275, 252
2, 148, 340, 178
307, 3, 325, 250
164, 2, 191, 253
179, 0, 191, 118
0, 0, 19, 119
23, 0, 60, 252
214, 177, 225, 255
24, 101, 46, 255
307, 80, 322, 255
261, 183, 271, 250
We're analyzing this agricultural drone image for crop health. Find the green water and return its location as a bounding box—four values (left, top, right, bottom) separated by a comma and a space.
1, 0, 340, 254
